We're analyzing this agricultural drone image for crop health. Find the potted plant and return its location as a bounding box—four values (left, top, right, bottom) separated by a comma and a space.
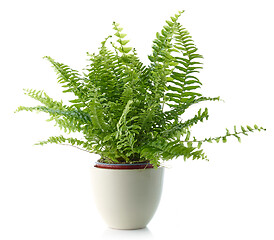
16, 10, 265, 229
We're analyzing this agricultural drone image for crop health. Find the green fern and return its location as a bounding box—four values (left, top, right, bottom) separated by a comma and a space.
15, 11, 265, 167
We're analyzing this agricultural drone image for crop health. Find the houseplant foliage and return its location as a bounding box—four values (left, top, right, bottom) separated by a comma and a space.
16, 11, 265, 167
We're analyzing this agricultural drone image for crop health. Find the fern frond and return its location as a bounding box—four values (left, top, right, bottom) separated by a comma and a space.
44, 56, 89, 105
112, 22, 132, 54
186, 124, 266, 145
88, 98, 109, 134
164, 96, 221, 121
140, 137, 208, 163
162, 108, 209, 139
116, 100, 133, 131
15, 89, 92, 133
166, 22, 204, 109
35, 135, 94, 153
20, 88, 64, 109
16, 105, 91, 133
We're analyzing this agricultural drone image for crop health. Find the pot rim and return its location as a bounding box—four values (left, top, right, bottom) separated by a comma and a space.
94, 161, 154, 169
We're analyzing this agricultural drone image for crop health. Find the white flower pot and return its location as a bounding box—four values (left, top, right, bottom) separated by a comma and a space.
91, 163, 164, 230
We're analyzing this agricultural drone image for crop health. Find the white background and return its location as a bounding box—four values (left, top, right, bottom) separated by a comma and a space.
1, 0, 274, 239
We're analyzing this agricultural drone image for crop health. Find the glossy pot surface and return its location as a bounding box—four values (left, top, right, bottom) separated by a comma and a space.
91, 164, 164, 230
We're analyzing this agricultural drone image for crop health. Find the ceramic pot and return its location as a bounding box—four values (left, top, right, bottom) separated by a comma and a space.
91, 162, 164, 230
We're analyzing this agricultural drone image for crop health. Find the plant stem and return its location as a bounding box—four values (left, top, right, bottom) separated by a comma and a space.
59, 143, 93, 153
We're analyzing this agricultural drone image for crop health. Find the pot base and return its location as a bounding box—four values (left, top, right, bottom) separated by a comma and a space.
109, 225, 147, 230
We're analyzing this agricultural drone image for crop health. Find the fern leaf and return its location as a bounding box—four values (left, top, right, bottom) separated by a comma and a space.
162, 108, 209, 139
35, 135, 94, 153
89, 99, 109, 134
44, 56, 89, 102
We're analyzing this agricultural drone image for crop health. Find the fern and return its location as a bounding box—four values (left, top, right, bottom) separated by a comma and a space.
16, 11, 265, 167
35, 135, 94, 153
